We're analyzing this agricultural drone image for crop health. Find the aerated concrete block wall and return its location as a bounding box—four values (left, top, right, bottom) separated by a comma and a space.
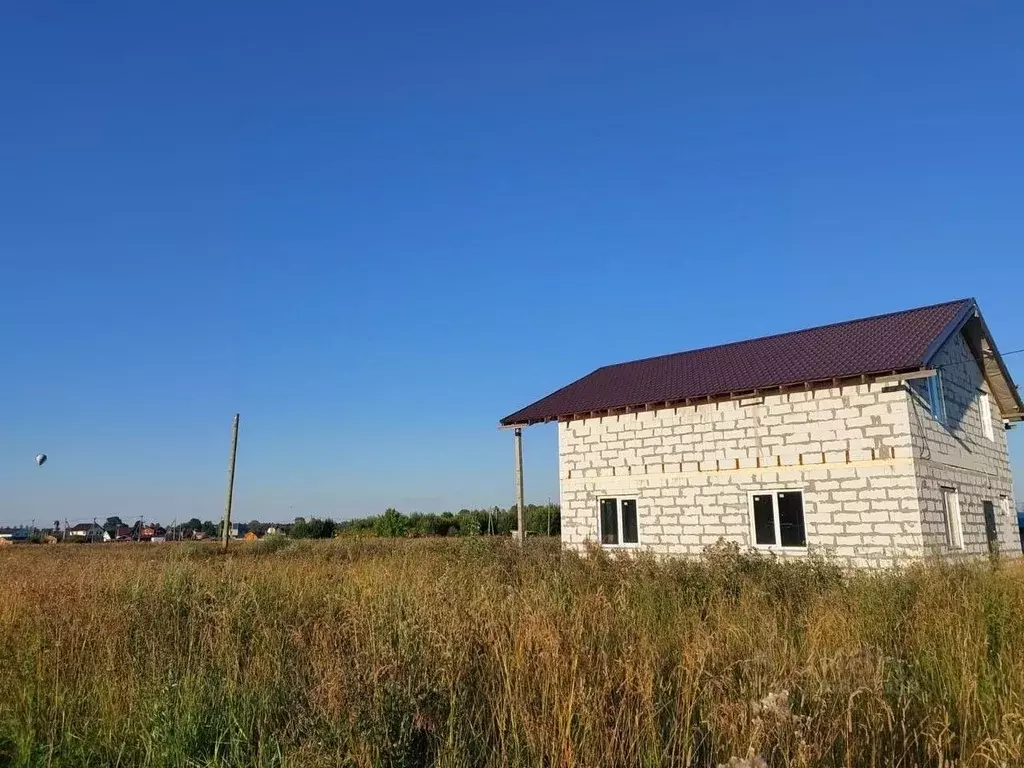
558, 381, 925, 567
558, 339, 1020, 566
907, 331, 1019, 557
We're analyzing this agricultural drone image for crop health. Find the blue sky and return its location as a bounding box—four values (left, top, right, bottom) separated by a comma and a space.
1, 1, 1022, 526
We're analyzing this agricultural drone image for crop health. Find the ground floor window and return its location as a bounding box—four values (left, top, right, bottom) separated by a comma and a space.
750, 490, 806, 548
941, 487, 963, 550
599, 498, 639, 546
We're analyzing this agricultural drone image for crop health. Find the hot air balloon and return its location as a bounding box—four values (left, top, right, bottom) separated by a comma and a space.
35, 454, 47, 466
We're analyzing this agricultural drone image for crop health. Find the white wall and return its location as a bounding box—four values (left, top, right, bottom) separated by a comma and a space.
558, 381, 924, 567
908, 329, 1019, 557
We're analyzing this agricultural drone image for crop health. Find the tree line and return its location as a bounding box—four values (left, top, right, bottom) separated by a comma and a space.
339, 504, 561, 538
87, 504, 563, 541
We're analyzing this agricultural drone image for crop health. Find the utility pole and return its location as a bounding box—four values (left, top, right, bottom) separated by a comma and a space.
514, 427, 524, 545
221, 413, 240, 553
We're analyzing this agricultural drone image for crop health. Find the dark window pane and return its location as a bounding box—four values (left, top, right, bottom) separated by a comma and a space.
778, 491, 806, 547
753, 495, 776, 545
600, 498, 618, 545
621, 500, 638, 544
983, 501, 998, 555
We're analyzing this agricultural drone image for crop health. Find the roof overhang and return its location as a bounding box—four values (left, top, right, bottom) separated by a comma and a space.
499, 367, 933, 428
938, 305, 1024, 423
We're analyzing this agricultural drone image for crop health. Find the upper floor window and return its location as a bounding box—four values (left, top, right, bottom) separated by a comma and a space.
926, 372, 947, 425
980, 393, 994, 441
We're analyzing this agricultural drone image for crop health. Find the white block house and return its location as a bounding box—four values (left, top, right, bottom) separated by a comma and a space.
501, 299, 1022, 567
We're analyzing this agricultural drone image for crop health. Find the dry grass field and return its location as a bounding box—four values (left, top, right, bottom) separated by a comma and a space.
1, 538, 1023, 767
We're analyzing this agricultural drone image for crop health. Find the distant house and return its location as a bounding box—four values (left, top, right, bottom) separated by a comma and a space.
501, 299, 1021, 567
0, 527, 29, 544
114, 525, 133, 542
138, 525, 167, 542
67, 523, 106, 541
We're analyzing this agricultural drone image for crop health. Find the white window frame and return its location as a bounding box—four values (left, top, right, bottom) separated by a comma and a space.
941, 487, 964, 550
927, 371, 947, 425
597, 497, 640, 548
979, 392, 994, 441
1001, 495, 1013, 518
747, 489, 807, 550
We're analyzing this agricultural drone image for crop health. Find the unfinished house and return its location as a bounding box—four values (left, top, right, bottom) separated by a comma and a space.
500, 299, 1022, 567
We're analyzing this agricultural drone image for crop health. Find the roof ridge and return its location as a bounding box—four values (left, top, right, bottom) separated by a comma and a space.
595, 298, 974, 371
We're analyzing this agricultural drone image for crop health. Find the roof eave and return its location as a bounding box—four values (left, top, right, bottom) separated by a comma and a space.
926, 301, 1024, 421
500, 367, 932, 427
974, 313, 1024, 422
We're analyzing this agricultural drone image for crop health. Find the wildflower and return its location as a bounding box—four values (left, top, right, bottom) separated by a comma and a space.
751, 689, 791, 721
718, 747, 768, 768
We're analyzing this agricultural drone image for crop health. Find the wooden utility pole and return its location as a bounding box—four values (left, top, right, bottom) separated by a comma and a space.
221, 413, 240, 553
514, 427, 524, 544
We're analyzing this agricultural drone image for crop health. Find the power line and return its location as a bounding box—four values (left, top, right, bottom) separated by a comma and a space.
932, 347, 1024, 373
989, 347, 1024, 358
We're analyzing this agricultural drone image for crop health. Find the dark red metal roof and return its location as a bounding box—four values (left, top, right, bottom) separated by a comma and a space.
501, 299, 975, 426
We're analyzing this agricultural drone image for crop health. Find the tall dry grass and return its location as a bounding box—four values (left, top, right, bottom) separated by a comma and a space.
0, 538, 1022, 767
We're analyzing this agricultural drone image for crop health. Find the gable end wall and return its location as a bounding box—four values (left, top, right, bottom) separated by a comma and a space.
907, 330, 1019, 557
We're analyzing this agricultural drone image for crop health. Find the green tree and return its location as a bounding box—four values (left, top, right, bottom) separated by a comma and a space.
291, 517, 336, 539
201, 520, 219, 538
374, 508, 408, 538
335, 516, 375, 536
104, 516, 124, 535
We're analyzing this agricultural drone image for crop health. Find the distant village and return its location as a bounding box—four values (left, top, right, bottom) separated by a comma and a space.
0, 504, 564, 545
0, 518, 292, 545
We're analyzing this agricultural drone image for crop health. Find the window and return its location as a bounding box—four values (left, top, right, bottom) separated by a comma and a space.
927, 372, 947, 424
599, 498, 639, 546
983, 500, 999, 555
941, 487, 963, 550
749, 490, 806, 548
980, 393, 994, 440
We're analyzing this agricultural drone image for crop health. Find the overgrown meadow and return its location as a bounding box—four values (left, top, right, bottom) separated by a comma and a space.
1, 538, 1022, 767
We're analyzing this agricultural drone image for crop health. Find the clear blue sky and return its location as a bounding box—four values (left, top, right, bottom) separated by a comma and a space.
1, 1, 1022, 527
